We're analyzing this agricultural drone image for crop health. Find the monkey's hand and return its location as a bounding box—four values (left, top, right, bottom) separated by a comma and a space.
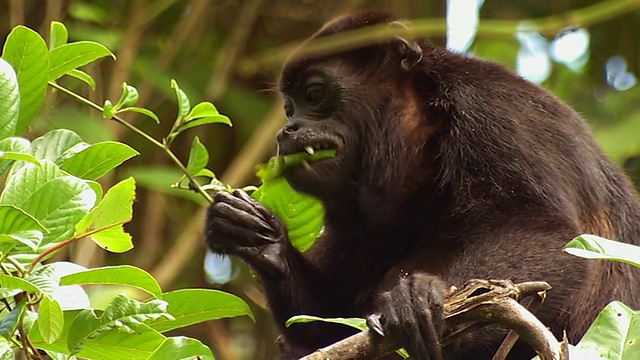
368, 273, 446, 360
205, 189, 289, 277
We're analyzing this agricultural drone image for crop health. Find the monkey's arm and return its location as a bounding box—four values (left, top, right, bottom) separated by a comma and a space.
205, 190, 342, 344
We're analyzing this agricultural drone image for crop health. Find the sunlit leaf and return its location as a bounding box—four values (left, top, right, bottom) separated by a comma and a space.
49, 21, 68, 50
564, 234, 640, 268
59, 141, 138, 180
147, 336, 214, 360
170, 79, 190, 118
48, 41, 114, 81
146, 289, 253, 332
185, 136, 208, 175
0, 58, 19, 139
39, 296, 64, 344
61, 265, 162, 299
1, 26, 49, 135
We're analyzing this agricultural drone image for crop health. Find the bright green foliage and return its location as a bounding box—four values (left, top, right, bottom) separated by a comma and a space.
59, 141, 139, 180
146, 289, 254, 332
0, 300, 25, 340
1, 26, 48, 135
38, 296, 64, 344
60, 265, 163, 299
252, 150, 335, 251
0, 205, 46, 250
572, 301, 640, 359
564, 234, 640, 268
65, 295, 173, 354
186, 136, 209, 175
75, 177, 136, 252
147, 337, 215, 360
286, 315, 367, 330
0, 58, 19, 139
48, 41, 114, 81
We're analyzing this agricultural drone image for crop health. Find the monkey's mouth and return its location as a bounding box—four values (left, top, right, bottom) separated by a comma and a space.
276, 138, 342, 174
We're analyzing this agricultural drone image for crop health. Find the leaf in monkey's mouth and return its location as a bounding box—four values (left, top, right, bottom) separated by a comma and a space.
256, 149, 337, 181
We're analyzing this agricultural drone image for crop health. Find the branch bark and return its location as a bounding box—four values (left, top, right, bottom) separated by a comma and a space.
301, 280, 567, 360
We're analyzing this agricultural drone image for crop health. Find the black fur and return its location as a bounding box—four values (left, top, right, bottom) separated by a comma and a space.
206, 12, 640, 360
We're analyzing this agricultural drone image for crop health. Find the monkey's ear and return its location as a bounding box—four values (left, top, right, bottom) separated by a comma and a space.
390, 21, 423, 71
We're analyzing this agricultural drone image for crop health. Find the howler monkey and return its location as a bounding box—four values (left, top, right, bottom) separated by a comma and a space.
205, 12, 640, 360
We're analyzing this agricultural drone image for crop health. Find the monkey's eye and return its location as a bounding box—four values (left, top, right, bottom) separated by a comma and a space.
304, 83, 326, 104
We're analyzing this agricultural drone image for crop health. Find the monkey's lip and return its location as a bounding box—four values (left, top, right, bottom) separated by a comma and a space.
277, 138, 341, 159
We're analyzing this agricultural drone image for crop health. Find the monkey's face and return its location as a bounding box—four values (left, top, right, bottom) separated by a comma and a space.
276, 64, 365, 200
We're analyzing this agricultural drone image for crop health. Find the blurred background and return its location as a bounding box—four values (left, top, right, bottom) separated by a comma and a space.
1, 1, 639, 359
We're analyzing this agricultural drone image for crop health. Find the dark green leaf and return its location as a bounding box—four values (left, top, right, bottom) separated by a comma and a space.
2, 26, 49, 135
0, 299, 25, 339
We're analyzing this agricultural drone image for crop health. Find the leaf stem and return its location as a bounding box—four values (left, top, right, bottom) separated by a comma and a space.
48, 82, 213, 203
27, 220, 128, 272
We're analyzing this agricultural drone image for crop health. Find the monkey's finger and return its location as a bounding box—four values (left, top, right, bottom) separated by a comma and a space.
214, 191, 263, 218
366, 314, 385, 336
207, 215, 276, 247
210, 202, 273, 235
233, 189, 289, 237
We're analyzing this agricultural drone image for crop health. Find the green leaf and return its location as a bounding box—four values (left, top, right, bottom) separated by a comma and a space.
115, 82, 139, 108
75, 177, 135, 252
37, 262, 91, 310
2, 26, 49, 135
60, 265, 162, 299
119, 106, 160, 123
170, 79, 190, 119
39, 296, 64, 344
564, 234, 640, 268
66, 294, 172, 354
0, 299, 25, 339
0, 161, 97, 246
146, 289, 253, 333
179, 101, 232, 133
256, 149, 336, 181
0, 150, 40, 165
574, 301, 640, 359
49, 21, 68, 50
0, 337, 12, 359
253, 177, 324, 251
66, 69, 96, 89
0, 58, 19, 139
30, 310, 166, 360
185, 136, 208, 174
0, 136, 29, 174
148, 336, 214, 360
48, 41, 114, 81
177, 115, 233, 134
286, 315, 367, 330
59, 141, 138, 180
28, 129, 84, 163
184, 102, 221, 120
0, 274, 40, 293
0, 205, 46, 249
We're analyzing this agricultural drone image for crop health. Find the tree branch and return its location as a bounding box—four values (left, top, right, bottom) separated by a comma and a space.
300, 280, 567, 360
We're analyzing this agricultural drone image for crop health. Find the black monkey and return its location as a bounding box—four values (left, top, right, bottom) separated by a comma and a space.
206, 12, 640, 360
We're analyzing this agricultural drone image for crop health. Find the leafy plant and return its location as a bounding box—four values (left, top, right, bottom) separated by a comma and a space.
0, 22, 254, 359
